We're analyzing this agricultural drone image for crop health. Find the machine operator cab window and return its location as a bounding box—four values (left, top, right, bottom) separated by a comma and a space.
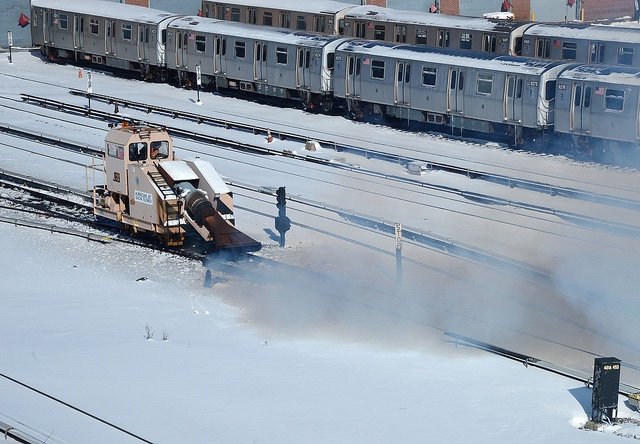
128, 140, 170, 161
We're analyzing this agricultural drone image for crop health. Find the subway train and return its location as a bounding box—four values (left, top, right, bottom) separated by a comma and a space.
30, 0, 640, 156
200, 0, 640, 67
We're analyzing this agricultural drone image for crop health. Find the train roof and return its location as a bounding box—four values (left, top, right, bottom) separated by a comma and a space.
168, 16, 347, 47
30, 0, 176, 23
523, 22, 640, 42
337, 39, 570, 75
202, 0, 356, 15
559, 65, 640, 86
344, 5, 530, 32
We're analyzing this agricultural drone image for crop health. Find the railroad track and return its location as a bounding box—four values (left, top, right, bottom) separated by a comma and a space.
9, 97, 640, 242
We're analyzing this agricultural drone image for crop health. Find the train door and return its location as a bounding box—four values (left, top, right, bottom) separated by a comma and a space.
447, 68, 464, 114
394, 61, 411, 106
73, 15, 84, 50
354, 21, 366, 38
570, 82, 592, 133
105, 20, 117, 54
138, 25, 150, 61
345, 54, 361, 98
175, 30, 188, 68
296, 47, 311, 88
44, 9, 54, 44
254, 41, 268, 82
214, 36, 226, 74
394, 25, 407, 43
589, 42, 605, 64
505, 75, 524, 122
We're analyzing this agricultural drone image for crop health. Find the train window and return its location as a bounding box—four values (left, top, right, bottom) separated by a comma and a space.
483, 34, 497, 53
458, 72, 464, 90
263, 44, 268, 63
421, 67, 437, 87
162, 29, 167, 45
371, 60, 385, 80
327, 53, 335, 70
395, 25, 407, 43
590, 43, 605, 64
536, 39, 550, 58
231, 8, 240, 22
196, 35, 206, 53
437, 30, 449, 48
296, 16, 306, 31
605, 89, 624, 111
276, 47, 287, 65
507, 77, 514, 97
107, 144, 124, 160
90, 19, 99, 35
122, 24, 132, 42
374, 25, 386, 41
356, 58, 361, 76
58, 14, 68, 30
397, 64, 404, 82
315, 16, 326, 33
338, 19, 345, 35
405, 64, 411, 83
618, 47, 634, 66
583, 87, 591, 108
574, 85, 582, 107
460, 33, 472, 51
450, 71, 456, 89
264, 12, 273, 26
416, 30, 427, 45
544, 81, 556, 101
561, 42, 577, 60
476, 73, 493, 95
305, 50, 310, 69
128, 142, 147, 161
516, 78, 522, 99
235, 41, 245, 59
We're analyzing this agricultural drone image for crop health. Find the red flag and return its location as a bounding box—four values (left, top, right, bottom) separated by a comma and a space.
501, 0, 512, 12
197, 9, 202, 17
18, 12, 30, 28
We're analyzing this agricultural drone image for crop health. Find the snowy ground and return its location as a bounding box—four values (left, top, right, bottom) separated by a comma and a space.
1, 50, 640, 443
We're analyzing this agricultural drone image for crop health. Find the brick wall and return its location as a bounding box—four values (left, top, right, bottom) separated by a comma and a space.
439, 0, 460, 15
582, 0, 635, 21
511, 0, 531, 20
121, 0, 150, 6
362, 0, 388, 6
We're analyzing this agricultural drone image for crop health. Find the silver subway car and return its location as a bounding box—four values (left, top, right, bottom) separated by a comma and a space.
200, 0, 355, 34
166, 17, 349, 110
30, 0, 178, 78
334, 40, 572, 143
555, 65, 640, 152
521, 23, 640, 67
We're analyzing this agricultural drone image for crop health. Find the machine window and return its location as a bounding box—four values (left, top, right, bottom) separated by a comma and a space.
235, 41, 245, 59
150, 141, 169, 159
129, 142, 147, 161
460, 33, 472, 50
562, 42, 577, 60
107, 144, 124, 160
122, 24, 132, 41
230, 8, 240, 22
89, 19, 99, 35
196, 35, 206, 52
605, 89, 624, 111
618, 47, 634, 65
374, 25, 386, 41
296, 15, 306, 30
476, 73, 493, 95
263, 12, 273, 26
371, 60, 385, 79
58, 14, 68, 30
415, 29, 427, 45
276, 47, 287, 64
421, 67, 437, 86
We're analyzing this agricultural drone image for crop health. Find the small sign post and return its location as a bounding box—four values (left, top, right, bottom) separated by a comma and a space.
87, 71, 93, 109
7, 31, 13, 64
395, 223, 403, 285
195, 64, 202, 105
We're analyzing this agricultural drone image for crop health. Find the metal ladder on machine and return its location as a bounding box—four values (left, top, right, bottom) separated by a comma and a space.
147, 170, 184, 246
